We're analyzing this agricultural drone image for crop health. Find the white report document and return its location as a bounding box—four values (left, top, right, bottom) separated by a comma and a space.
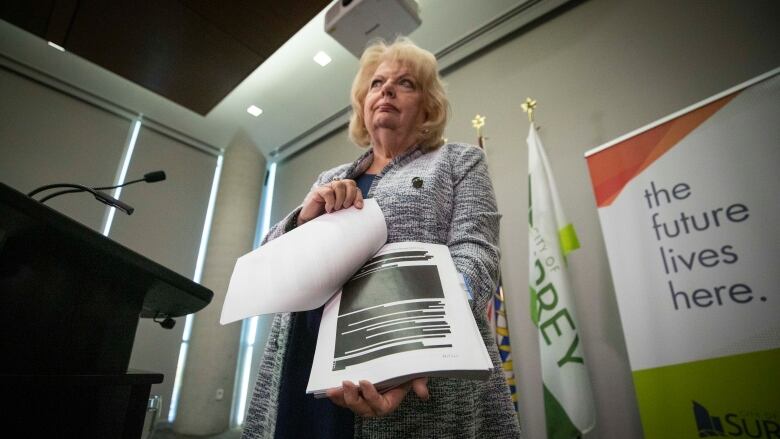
220, 199, 492, 394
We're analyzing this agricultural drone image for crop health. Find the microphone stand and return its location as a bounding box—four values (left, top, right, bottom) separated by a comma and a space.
36, 176, 147, 204
28, 183, 135, 215
28, 171, 166, 215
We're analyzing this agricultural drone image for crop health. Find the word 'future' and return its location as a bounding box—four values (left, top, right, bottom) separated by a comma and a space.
643, 181, 759, 310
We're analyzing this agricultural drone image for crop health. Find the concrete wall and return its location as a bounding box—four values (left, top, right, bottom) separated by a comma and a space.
174, 132, 265, 434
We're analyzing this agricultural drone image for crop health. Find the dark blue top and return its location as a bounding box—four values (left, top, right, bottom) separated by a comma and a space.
355, 173, 376, 198
273, 174, 375, 439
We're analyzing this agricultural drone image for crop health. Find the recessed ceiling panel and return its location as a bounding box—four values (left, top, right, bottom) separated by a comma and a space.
0, 0, 330, 115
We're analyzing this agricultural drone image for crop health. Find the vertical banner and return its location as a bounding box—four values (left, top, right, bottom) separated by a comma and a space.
529, 124, 596, 438
585, 69, 780, 438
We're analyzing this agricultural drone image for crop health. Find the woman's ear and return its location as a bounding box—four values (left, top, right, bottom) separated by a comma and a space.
420, 109, 430, 126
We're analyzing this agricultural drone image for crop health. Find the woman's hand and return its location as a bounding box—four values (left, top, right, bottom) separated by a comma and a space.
298, 179, 364, 226
325, 377, 429, 417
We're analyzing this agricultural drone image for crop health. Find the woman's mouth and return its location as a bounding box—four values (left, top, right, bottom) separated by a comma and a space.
377, 103, 399, 112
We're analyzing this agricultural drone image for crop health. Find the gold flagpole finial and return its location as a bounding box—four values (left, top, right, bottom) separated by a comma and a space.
521, 98, 537, 123
471, 114, 486, 136
471, 114, 487, 149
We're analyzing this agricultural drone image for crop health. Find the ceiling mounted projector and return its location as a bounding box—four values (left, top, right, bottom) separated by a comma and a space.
325, 0, 422, 58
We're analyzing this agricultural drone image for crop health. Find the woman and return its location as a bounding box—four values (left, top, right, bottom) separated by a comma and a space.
243, 38, 521, 438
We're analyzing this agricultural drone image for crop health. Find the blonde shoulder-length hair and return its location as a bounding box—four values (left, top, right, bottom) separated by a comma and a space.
348, 38, 449, 151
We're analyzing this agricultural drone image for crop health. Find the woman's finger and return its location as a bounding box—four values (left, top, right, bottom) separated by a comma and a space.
343, 183, 357, 209
376, 384, 410, 416
354, 187, 364, 209
326, 387, 347, 408
342, 381, 375, 417
318, 186, 336, 213
358, 381, 386, 414
342, 381, 359, 406
359, 380, 403, 416
411, 377, 430, 401
332, 182, 346, 211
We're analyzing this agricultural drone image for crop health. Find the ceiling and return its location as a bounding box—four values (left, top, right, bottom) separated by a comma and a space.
0, 0, 569, 161
0, 0, 330, 115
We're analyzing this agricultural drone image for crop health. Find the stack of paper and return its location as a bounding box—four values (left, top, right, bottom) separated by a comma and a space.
219, 199, 492, 394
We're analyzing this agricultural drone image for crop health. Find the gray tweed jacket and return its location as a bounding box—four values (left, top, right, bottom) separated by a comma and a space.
242, 143, 522, 438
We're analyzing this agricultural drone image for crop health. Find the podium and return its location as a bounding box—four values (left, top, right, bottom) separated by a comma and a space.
0, 183, 214, 438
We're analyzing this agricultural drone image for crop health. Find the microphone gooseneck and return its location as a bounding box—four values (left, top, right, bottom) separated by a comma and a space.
28, 170, 166, 213
97, 170, 166, 189
28, 183, 134, 215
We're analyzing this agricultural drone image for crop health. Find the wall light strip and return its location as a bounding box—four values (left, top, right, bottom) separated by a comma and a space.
168, 152, 224, 423
245, 315, 259, 346
261, 162, 277, 239
167, 340, 189, 423
193, 154, 224, 284
181, 314, 194, 344
236, 345, 255, 425
102, 118, 141, 236
236, 314, 259, 425
233, 161, 277, 427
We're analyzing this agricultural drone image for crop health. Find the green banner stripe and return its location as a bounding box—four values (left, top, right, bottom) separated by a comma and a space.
543, 384, 582, 439
559, 223, 580, 256
632, 348, 780, 439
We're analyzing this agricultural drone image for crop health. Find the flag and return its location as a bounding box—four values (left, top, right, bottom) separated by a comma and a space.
472, 114, 518, 411
485, 280, 518, 411
493, 281, 518, 411
528, 123, 595, 438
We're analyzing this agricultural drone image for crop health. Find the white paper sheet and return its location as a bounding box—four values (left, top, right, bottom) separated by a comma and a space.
220, 199, 387, 325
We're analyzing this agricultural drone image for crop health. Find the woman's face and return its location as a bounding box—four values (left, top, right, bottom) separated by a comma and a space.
363, 60, 426, 143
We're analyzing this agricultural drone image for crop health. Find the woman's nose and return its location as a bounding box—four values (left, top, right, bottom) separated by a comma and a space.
381, 82, 395, 97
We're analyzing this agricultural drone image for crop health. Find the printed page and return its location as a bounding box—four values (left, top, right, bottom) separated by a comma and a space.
307, 242, 492, 396
220, 199, 387, 324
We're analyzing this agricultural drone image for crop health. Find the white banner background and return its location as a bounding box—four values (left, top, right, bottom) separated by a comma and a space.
594, 72, 780, 371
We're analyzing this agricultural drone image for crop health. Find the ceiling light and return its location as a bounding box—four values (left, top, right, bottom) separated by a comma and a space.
247, 105, 263, 117
47, 41, 65, 52
313, 51, 332, 67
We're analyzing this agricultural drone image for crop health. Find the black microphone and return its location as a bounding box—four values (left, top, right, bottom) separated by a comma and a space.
29, 170, 166, 206
141, 171, 166, 183
28, 183, 134, 215
95, 170, 166, 189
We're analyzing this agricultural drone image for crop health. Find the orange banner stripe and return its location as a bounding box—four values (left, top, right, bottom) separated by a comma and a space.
587, 93, 737, 207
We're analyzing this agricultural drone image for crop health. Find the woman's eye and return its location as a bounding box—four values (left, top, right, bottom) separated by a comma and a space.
400, 79, 414, 88
370, 79, 382, 88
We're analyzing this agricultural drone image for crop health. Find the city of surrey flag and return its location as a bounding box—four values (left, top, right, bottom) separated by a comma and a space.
528, 124, 596, 438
